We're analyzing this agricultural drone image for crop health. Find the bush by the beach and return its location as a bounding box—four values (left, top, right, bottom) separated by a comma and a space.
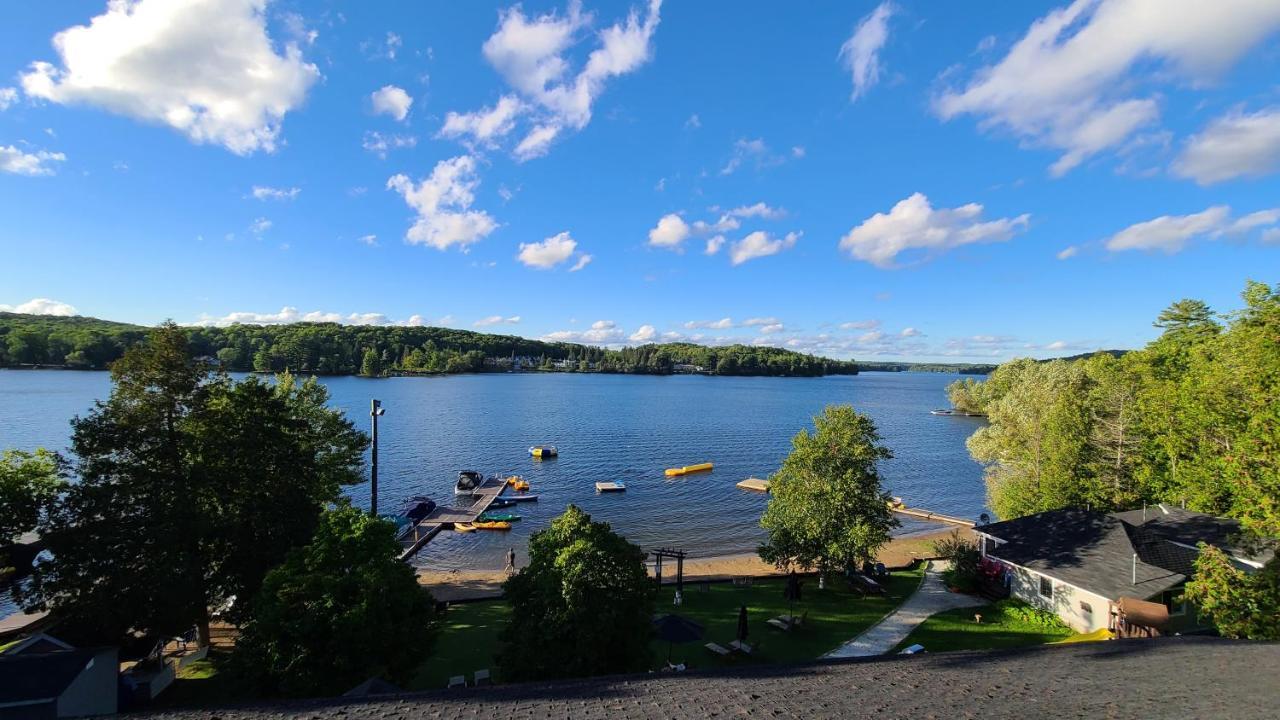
932, 530, 981, 593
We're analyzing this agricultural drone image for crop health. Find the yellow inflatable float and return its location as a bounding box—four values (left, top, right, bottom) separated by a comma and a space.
664, 462, 714, 477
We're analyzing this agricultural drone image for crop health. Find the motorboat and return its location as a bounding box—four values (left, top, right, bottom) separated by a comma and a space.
455, 470, 485, 496
397, 495, 436, 523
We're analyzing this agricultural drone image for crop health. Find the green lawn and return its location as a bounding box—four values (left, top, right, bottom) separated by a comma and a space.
411, 566, 924, 690
891, 599, 1076, 654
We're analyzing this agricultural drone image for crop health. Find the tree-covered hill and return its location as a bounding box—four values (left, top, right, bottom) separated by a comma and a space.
0, 312, 858, 377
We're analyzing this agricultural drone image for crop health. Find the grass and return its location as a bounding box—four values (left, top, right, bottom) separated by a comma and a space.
146, 653, 249, 710
891, 599, 1076, 654
410, 566, 925, 690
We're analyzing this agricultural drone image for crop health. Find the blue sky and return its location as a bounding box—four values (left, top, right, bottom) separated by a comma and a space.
2, 0, 1279, 362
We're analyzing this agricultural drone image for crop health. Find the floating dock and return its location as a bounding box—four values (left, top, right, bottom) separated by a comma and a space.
887, 499, 975, 528
398, 476, 517, 560
736, 477, 771, 492
595, 481, 626, 492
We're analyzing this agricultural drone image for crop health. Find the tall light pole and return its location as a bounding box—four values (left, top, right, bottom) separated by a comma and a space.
370, 399, 385, 516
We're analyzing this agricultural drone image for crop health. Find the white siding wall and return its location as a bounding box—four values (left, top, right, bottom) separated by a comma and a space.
1004, 564, 1111, 633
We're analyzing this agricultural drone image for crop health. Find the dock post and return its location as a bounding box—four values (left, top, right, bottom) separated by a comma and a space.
676, 554, 683, 595
654, 553, 663, 587
370, 399, 385, 516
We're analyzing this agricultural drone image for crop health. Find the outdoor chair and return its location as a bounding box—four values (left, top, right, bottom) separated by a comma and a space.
705, 642, 732, 656
473, 669, 491, 686
729, 639, 756, 655
447, 675, 467, 689
767, 617, 792, 631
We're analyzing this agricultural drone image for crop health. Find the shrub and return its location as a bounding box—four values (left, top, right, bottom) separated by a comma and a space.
932, 531, 981, 593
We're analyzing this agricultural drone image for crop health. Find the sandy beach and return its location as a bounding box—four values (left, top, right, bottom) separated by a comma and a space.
418, 527, 963, 602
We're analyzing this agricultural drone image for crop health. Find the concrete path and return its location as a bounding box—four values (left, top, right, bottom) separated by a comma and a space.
825, 561, 986, 658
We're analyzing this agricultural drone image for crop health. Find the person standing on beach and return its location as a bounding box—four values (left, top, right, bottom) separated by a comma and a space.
505, 547, 516, 575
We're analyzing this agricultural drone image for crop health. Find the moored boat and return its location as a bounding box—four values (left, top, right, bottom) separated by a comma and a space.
478, 512, 521, 522
453, 522, 476, 533
455, 470, 484, 496
472, 520, 512, 530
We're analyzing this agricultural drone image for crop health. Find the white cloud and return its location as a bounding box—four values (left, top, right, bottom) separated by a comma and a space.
0, 298, 78, 316
934, 0, 1280, 176
704, 235, 725, 255
839, 320, 881, 330
1057, 245, 1079, 260
839, 192, 1029, 268
443, 0, 663, 160
720, 137, 779, 175
21, 0, 319, 155
1105, 205, 1280, 253
1263, 228, 1280, 245
901, 327, 923, 337
250, 185, 300, 201
685, 113, 701, 129
439, 95, 522, 146
0, 87, 17, 111
249, 217, 272, 234
543, 319, 627, 344
629, 324, 656, 342
692, 215, 740, 234
792, 145, 806, 158
362, 131, 417, 157
474, 315, 522, 327
383, 32, 403, 61
1045, 340, 1068, 350
517, 231, 578, 269
187, 307, 443, 328
387, 155, 498, 251
371, 85, 413, 121
729, 231, 800, 265
743, 317, 781, 327
727, 202, 786, 220
569, 253, 593, 272
0, 145, 65, 176
648, 213, 690, 249
357, 234, 378, 246
759, 323, 786, 334
1173, 106, 1280, 184
838, 2, 894, 102
684, 318, 735, 330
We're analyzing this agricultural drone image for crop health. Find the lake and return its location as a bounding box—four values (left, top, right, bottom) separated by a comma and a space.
0, 368, 989, 583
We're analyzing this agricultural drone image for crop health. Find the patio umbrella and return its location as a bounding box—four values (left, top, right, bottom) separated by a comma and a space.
653, 614, 704, 663
784, 571, 803, 618
736, 605, 749, 643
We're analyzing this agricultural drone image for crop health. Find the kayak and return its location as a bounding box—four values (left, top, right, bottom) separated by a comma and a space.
453, 522, 476, 533
507, 494, 539, 502
472, 520, 512, 530
665, 462, 714, 477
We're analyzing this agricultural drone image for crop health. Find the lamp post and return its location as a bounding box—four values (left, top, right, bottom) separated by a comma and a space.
370, 399, 385, 516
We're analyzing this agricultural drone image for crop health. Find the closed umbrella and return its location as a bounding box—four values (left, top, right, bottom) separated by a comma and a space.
736, 605, 749, 643
653, 613, 704, 663
784, 571, 803, 618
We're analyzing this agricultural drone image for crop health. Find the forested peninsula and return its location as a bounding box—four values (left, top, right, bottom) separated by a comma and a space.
0, 312, 859, 378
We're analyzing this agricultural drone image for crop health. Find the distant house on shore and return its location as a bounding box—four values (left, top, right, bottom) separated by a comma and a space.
672, 363, 704, 373
974, 505, 1272, 635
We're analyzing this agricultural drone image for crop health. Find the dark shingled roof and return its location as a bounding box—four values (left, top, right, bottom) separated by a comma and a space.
0, 648, 94, 704
978, 505, 1272, 601
134, 638, 1278, 720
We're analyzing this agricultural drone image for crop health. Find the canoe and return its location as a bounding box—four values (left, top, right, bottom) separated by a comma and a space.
472, 520, 512, 530
478, 513, 521, 522
453, 523, 476, 533
665, 462, 714, 477
507, 494, 539, 502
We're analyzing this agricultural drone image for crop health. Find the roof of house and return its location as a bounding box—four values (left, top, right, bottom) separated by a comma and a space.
133, 638, 1278, 720
978, 505, 1273, 601
0, 648, 95, 704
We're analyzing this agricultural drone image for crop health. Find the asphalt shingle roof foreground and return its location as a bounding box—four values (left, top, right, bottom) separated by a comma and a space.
142, 638, 1278, 720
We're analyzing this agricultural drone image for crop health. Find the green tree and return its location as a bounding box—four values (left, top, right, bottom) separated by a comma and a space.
0, 449, 65, 544
498, 505, 653, 681
232, 505, 435, 696
26, 324, 367, 647
1184, 546, 1279, 640
359, 347, 382, 377
758, 405, 899, 578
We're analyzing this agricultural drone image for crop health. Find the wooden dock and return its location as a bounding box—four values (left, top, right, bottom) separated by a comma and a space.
398, 476, 514, 561
888, 501, 975, 528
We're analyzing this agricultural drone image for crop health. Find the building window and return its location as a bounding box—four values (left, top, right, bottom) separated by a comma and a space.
1038, 575, 1053, 598
1162, 589, 1186, 616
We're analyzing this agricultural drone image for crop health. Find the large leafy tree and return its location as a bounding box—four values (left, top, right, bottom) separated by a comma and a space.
758, 405, 898, 577
0, 449, 65, 545
498, 505, 653, 681
232, 505, 435, 696
1184, 546, 1279, 641
26, 323, 368, 646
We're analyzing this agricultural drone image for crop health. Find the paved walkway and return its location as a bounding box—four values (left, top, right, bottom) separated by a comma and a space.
825, 560, 985, 658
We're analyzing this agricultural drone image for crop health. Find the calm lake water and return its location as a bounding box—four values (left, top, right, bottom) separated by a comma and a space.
1, 369, 989, 614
